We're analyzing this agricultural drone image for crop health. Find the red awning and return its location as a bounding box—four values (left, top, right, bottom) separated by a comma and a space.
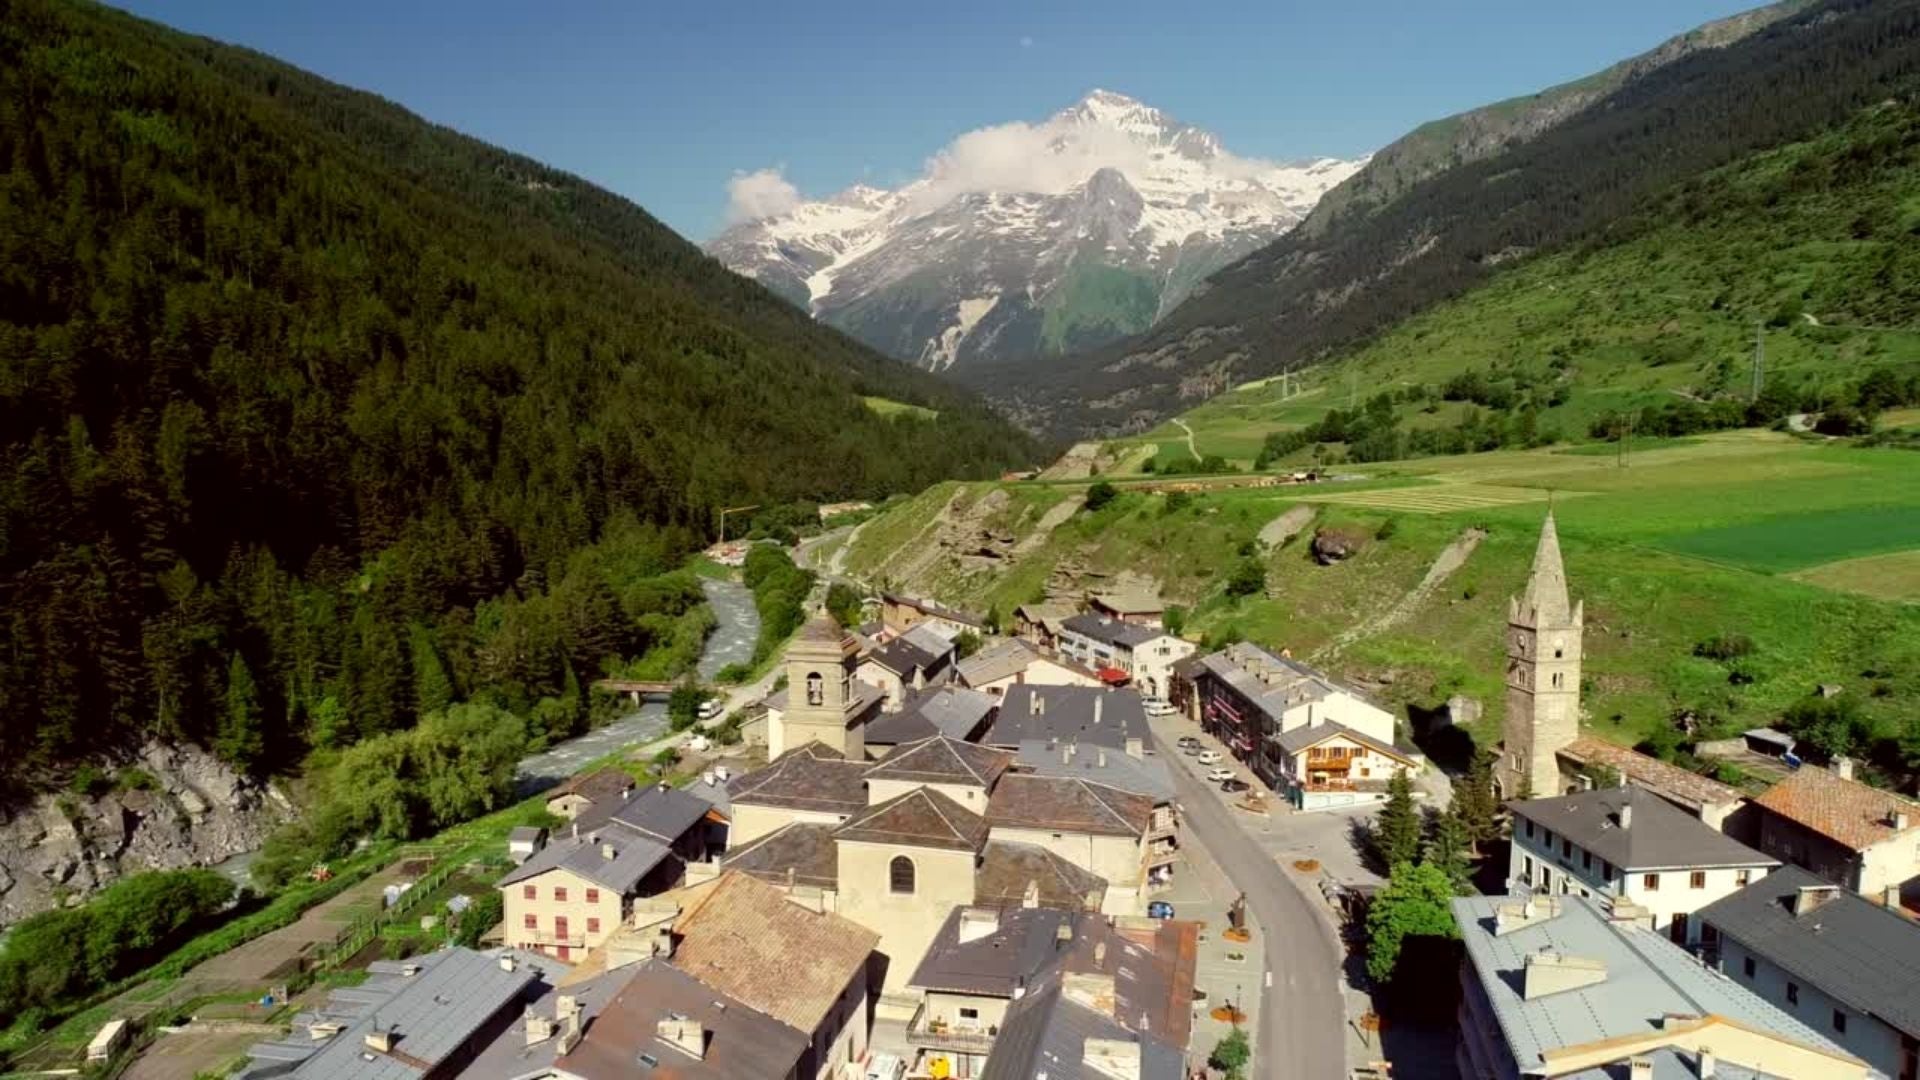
1097, 666, 1131, 685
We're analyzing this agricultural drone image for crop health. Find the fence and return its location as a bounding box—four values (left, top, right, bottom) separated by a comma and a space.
312, 856, 459, 972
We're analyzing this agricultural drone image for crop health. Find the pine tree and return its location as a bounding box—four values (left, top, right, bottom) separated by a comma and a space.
1456, 750, 1499, 855
1424, 806, 1473, 894
1374, 769, 1422, 871
217, 654, 266, 772
408, 624, 455, 718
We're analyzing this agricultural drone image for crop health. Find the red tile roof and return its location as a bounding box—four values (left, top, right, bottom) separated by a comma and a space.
1754, 767, 1920, 852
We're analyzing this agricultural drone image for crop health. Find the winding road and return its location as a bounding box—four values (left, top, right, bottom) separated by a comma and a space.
1156, 729, 1348, 1079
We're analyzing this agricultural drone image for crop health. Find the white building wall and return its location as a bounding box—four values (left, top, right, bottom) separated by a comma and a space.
1715, 936, 1905, 1079
1508, 828, 1772, 943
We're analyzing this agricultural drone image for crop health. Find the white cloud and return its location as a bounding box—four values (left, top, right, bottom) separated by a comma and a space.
725, 166, 802, 224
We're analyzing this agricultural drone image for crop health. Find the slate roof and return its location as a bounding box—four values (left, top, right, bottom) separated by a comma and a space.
460, 956, 630, 1080
726, 742, 869, 816
1753, 766, 1920, 852
796, 611, 851, 645
1507, 786, 1777, 872
236, 948, 535, 1080
496, 830, 673, 893
548, 767, 634, 805
553, 959, 809, 1080
720, 822, 839, 889
978, 973, 1184, 1080
1271, 720, 1417, 764
866, 684, 996, 744
1012, 740, 1175, 801
865, 735, 1015, 789
883, 593, 986, 628
1696, 864, 1920, 1037
1559, 735, 1743, 810
1453, 894, 1863, 1079
988, 774, 1153, 837
583, 782, 713, 839
983, 685, 1147, 749
865, 635, 940, 677
667, 872, 879, 1034
974, 841, 1108, 911
1196, 641, 1373, 720
1090, 592, 1164, 617
834, 786, 990, 852
958, 637, 1047, 686
1061, 613, 1163, 650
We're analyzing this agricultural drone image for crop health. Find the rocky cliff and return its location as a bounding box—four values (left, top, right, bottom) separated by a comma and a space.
0, 743, 290, 925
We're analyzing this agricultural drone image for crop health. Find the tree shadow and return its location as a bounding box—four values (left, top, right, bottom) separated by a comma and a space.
1348, 814, 1387, 877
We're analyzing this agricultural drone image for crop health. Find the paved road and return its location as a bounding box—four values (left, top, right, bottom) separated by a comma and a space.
515, 578, 758, 790
1155, 732, 1347, 1080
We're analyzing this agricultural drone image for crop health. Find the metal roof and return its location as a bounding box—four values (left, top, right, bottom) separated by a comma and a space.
495, 830, 672, 893
866, 685, 997, 744
1696, 865, 1920, 1037
1453, 894, 1863, 1079
1012, 740, 1174, 801
1060, 613, 1164, 650
1507, 786, 1777, 871
982, 685, 1147, 749
459, 956, 630, 1080
976, 972, 1184, 1080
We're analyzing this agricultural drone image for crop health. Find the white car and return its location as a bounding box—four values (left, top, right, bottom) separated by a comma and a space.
1206, 767, 1236, 783
1143, 698, 1176, 716
1196, 750, 1223, 765
696, 698, 724, 720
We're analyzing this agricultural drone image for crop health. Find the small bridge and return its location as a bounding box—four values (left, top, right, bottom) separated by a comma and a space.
592, 679, 679, 703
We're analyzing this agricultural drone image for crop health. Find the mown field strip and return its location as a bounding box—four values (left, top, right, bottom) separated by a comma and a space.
1296, 483, 1576, 514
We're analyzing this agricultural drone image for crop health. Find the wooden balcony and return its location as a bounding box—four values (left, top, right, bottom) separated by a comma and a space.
905, 1003, 997, 1054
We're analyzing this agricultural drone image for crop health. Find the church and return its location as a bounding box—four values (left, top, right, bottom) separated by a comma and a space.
1498, 513, 1746, 830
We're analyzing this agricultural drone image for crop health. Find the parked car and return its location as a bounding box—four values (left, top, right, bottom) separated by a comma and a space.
1175, 735, 1200, 748
1196, 750, 1223, 765
1182, 743, 1204, 756
696, 698, 724, 720
1146, 901, 1176, 920
1205, 767, 1236, 783
1143, 698, 1176, 716
1220, 778, 1251, 794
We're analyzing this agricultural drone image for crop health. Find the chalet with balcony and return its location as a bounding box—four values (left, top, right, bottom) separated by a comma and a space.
1192, 642, 1404, 792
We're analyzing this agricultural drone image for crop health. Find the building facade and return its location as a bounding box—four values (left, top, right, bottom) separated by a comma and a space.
1193, 642, 1401, 790
1055, 614, 1195, 699
1499, 512, 1585, 800
768, 612, 881, 760
1752, 759, 1920, 905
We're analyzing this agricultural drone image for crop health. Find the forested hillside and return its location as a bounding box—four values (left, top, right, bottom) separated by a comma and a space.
961, 0, 1920, 437
0, 0, 1037, 789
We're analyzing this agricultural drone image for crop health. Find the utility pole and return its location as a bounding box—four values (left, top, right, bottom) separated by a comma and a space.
1751, 320, 1765, 403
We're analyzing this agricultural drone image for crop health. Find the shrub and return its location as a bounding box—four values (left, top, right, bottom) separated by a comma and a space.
1084, 481, 1118, 512
1225, 558, 1266, 598
1693, 634, 1756, 662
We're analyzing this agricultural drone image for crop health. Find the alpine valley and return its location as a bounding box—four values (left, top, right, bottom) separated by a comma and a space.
706, 90, 1362, 371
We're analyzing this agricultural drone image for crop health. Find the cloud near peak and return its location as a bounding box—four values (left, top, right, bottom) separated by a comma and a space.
724, 166, 801, 225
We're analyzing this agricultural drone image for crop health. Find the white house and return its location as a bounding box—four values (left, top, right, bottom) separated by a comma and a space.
1508, 786, 1780, 945
1055, 614, 1195, 699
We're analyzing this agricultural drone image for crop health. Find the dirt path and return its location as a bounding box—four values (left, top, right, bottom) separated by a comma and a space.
1038, 442, 1102, 481
1316, 527, 1487, 660
1172, 418, 1199, 460
1257, 504, 1316, 549
1012, 495, 1085, 558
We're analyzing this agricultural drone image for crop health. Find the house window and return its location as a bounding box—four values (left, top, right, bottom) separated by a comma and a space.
959, 1008, 979, 1021
554, 886, 567, 903
1787, 982, 1800, 1006
1601, 860, 1613, 881
1523, 855, 1535, 881
807, 672, 824, 707
889, 856, 916, 895
586, 917, 600, 934
522, 885, 536, 900
1743, 956, 1756, 978
1582, 851, 1592, 870
1525, 820, 1534, 838
1643, 873, 1661, 891
1691, 871, 1707, 889
1543, 829, 1554, 847
523, 914, 537, 930
585, 889, 600, 904
1834, 1009, 1848, 1034
1736, 869, 1751, 886
1562, 839, 1572, 859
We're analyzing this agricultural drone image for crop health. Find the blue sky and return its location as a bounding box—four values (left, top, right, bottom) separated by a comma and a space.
116, 0, 1762, 241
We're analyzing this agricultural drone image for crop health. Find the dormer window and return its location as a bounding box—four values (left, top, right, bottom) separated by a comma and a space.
806, 672, 824, 707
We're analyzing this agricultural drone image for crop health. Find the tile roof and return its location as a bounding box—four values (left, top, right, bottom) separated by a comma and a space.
720, 822, 839, 889
1453, 894, 1864, 1079
865, 684, 996, 744
988, 774, 1153, 837
548, 767, 634, 805
974, 841, 1109, 911
1061, 613, 1163, 650
1560, 735, 1743, 809
496, 829, 673, 893
667, 872, 879, 1034
1753, 766, 1920, 852
1271, 720, 1417, 763
1507, 787, 1776, 872
957, 637, 1046, 686
460, 956, 630, 1080
235, 948, 535, 1080
1696, 864, 1920, 1037
553, 959, 809, 1080
834, 786, 990, 852
983, 685, 1148, 749
864, 735, 1015, 789
725, 742, 869, 816
1012, 740, 1174, 801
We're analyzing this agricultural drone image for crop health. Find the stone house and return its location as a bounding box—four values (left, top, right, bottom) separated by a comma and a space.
1751, 759, 1920, 906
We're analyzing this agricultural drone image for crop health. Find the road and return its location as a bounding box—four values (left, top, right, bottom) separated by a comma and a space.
514, 577, 758, 791
1155, 732, 1347, 1080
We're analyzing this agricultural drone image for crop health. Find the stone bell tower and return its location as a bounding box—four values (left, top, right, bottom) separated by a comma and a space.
768, 610, 867, 759
1500, 512, 1584, 799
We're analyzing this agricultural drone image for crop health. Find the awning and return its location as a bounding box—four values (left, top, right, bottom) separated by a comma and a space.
1097, 666, 1131, 685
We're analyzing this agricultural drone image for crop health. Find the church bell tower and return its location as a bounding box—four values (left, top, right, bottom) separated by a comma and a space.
1500, 512, 1584, 798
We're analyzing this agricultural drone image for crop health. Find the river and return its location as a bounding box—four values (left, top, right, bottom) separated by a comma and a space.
213, 577, 759, 886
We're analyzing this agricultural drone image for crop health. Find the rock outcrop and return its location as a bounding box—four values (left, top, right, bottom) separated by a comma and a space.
0, 742, 290, 926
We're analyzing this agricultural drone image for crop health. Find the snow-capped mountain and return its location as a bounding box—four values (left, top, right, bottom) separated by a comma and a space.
707, 90, 1365, 372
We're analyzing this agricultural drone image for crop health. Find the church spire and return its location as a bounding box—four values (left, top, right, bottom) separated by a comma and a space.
1519, 512, 1571, 624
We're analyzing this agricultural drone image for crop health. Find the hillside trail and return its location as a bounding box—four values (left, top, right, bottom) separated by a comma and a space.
1172, 418, 1200, 460
827, 519, 869, 577
1012, 494, 1086, 558
878, 486, 970, 586
1257, 504, 1316, 549
1315, 526, 1488, 661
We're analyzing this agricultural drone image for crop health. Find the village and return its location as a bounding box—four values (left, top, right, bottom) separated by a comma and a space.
78, 514, 1887, 1080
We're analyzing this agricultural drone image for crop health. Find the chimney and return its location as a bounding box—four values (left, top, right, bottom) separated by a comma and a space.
1575, 774, 1595, 792
1055, 922, 1074, 951
1618, 802, 1633, 830
1022, 879, 1040, 909
1894, 810, 1912, 832
1494, 896, 1561, 936
498, 955, 517, 973
601, 841, 617, 861
1834, 756, 1856, 781
621, 786, 630, 801
1124, 736, 1143, 760
959, 907, 1001, 945
1063, 742, 1073, 764
1629, 1057, 1654, 1080
524, 1008, 555, 1046
1093, 938, 1107, 966
1793, 884, 1843, 916
1082, 1036, 1142, 1080
1886, 886, 1902, 909
1034, 694, 1046, 716
1698, 1049, 1717, 1079
557, 1007, 582, 1055
1521, 950, 1608, 999
654, 924, 675, 958
1097, 748, 1108, 768
364, 1028, 394, 1054
572, 822, 579, 841
656, 1015, 706, 1060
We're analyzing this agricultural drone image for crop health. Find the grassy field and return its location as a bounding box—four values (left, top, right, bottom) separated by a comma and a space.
838, 432, 1920, 756
861, 396, 940, 421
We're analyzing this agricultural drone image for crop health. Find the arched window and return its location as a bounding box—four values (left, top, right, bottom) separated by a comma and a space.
889, 855, 916, 895
806, 672, 824, 707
